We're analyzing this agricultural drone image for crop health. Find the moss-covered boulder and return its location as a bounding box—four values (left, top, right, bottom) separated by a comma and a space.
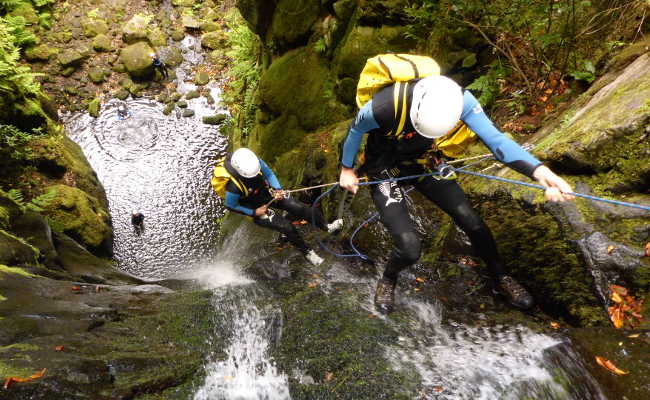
24, 45, 58, 62
237, 0, 277, 37
182, 14, 201, 30
268, 0, 320, 46
201, 31, 227, 50
200, 20, 219, 32
194, 69, 210, 85
333, 25, 416, 80
120, 41, 155, 79
92, 34, 113, 52
81, 17, 109, 37
161, 46, 183, 67
147, 27, 167, 47
0, 230, 39, 267
40, 184, 112, 256
121, 14, 151, 44
88, 97, 101, 117
258, 47, 349, 136
57, 49, 88, 68
203, 114, 227, 125
88, 67, 106, 84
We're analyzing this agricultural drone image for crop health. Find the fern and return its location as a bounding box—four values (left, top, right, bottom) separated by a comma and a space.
0, 0, 24, 12
0, 206, 9, 228
38, 11, 51, 29
31, 0, 55, 8
2, 16, 37, 48
26, 187, 56, 212
6, 188, 24, 206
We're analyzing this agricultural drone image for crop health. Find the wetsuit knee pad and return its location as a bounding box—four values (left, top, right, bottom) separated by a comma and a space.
393, 231, 421, 264
454, 203, 487, 233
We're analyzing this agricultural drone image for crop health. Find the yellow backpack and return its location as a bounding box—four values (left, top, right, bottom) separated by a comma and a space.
356, 54, 476, 158
211, 158, 248, 198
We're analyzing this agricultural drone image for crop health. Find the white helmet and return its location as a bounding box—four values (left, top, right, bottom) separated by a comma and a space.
410, 76, 464, 139
231, 148, 260, 178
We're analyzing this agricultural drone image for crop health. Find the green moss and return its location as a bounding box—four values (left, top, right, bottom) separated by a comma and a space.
0, 343, 39, 352
0, 293, 6, 301
0, 264, 36, 278
0, 361, 35, 380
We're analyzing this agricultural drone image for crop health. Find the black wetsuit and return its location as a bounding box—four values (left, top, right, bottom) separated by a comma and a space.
223, 156, 328, 253
342, 83, 542, 284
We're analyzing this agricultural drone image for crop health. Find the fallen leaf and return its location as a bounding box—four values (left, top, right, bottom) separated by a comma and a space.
292, 220, 308, 225
550, 322, 560, 330
611, 292, 624, 304
610, 285, 628, 296
71, 286, 81, 291
307, 282, 317, 288
54, 345, 64, 351
433, 386, 443, 393
368, 314, 376, 319
414, 288, 421, 292
325, 372, 334, 381
415, 277, 425, 283
607, 245, 615, 254
645, 242, 650, 257
3, 368, 47, 389
595, 356, 628, 375
628, 334, 641, 338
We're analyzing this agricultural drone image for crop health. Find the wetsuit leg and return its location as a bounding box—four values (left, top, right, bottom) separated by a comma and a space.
413, 177, 506, 279
273, 197, 328, 231
253, 212, 310, 253
371, 170, 421, 282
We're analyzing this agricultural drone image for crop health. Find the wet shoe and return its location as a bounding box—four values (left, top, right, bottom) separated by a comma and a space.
327, 219, 344, 234
374, 278, 396, 314
305, 249, 324, 266
495, 275, 534, 310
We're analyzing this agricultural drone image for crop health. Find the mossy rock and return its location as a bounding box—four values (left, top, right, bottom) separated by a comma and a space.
41, 184, 112, 255
182, 15, 201, 30
24, 45, 58, 62
200, 20, 219, 33
147, 28, 167, 47
115, 89, 129, 100
53, 31, 73, 44
200, 31, 227, 50
177, 100, 188, 108
161, 46, 183, 67
57, 49, 88, 68
162, 103, 175, 115
81, 17, 109, 37
185, 90, 200, 100
122, 14, 151, 44
171, 0, 194, 6
0, 230, 39, 267
333, 0, 356, 20
60, 66, 75, 77
237, 0, 277, 37
194, 70, 210, 86
269, 0, 320, 46
182, 109, 195, 118
258, 47, 349, 132
88, 67, 106, 84
111, 62, 126, 73
88, 98, 100, 118
92, 34, 113, 52
333, 25, 416, 79
202, 114, 227, 125
119, 41, 155, 79
171, 29, 185, 41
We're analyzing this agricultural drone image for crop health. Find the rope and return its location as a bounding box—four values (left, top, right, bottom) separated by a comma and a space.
454, 169, 650, 212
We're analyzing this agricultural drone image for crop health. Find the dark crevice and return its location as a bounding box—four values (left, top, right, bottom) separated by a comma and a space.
544, 156, 598, 176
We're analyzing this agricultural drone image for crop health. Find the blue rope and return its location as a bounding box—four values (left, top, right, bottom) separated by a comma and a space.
454, 169, 650, 212
311, 164, 650, 260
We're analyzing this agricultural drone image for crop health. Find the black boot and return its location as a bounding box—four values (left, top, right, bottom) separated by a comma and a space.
374, 278, 396, 314
495, 275, 534, 310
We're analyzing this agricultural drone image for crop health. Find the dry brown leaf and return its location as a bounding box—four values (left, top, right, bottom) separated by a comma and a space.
292, 220, 308, 225
645, 242, 650, 257
3, 368, 47, 389
595, 356, 628, 375
71, 286, 81, 291
628, 334, 641, 338
415, 277, 425, 283
54, 345, 64, 351
607, 245, 615, 254
611, 292, 624, 304
433, 386, 443, 393
325, 372, 334, 381
307, 282, 317, 288
550, 322, 560, 330
611, 285, 628, 296
414, 288, 421, 292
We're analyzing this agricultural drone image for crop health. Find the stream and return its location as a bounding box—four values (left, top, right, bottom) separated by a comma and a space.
61, 34, 609, 400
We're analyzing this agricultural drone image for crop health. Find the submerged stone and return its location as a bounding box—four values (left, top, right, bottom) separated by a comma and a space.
202, 114, 227, 125
88, 98, 100, 118
182, 109, 195, 118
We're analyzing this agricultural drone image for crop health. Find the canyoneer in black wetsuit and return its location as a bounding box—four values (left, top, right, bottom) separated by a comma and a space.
339, 75, 574, 314
218, 148, 343, 266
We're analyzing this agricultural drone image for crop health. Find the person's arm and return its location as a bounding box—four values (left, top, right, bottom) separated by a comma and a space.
340, 102, 380, 193
461, 90, 573, 202
461, 91, 541, 178
225, 191, 255, 216
259, 159, 282, 190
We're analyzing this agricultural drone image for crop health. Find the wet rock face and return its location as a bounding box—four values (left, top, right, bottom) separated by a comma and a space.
119, 41, 155, 79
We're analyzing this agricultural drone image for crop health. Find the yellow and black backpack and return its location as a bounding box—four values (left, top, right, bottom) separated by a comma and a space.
356, 54, 477, 158
210, 157, 248, 198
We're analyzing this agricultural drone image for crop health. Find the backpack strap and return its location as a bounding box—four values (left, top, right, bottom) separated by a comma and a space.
388, 81, 410, 139
223, 158, 249, 197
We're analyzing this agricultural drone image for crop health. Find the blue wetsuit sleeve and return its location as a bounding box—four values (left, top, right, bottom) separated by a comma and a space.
225, 191, 255, 216
461, 91, 542, 178
259, 159, 282, 189
341, 101, 380, 168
